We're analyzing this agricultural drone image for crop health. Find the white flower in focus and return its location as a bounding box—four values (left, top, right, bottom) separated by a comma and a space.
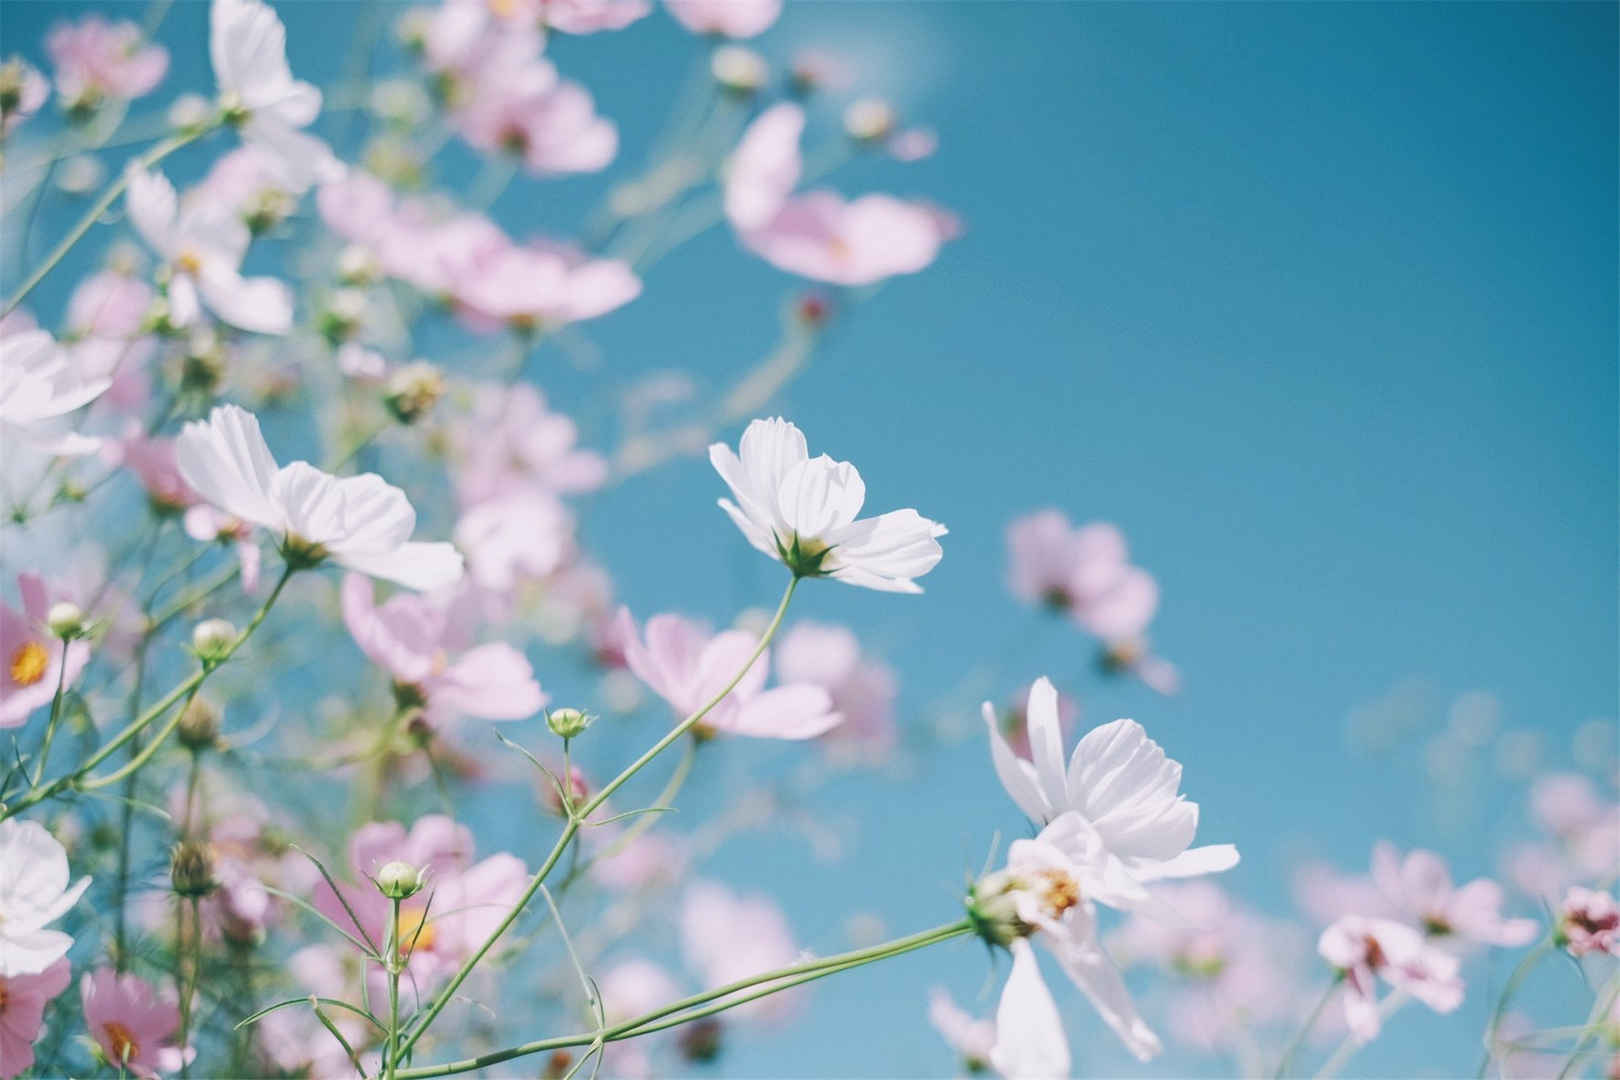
125, 165, 293, 335
209, 0, 343, 188
0, 329, 111, 455
970, 818, 1163, 1066
709, 417, 946, 592
0, 819, 92, 976
175, 404, 463, 590
984, 676, 1238, 905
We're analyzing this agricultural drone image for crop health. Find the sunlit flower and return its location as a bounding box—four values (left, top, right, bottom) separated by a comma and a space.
1, 574, 93, 730
1368, 843, 1538, 947
209, 0, 343, 187
0, 329, 111, 455
710, 417, 946, 592
0, 820, 91, 976
340, 572, 544, 727
663, 0, 780, 38
453, 491, 576, 594
175, 404, 463, 590
0, 959, 71, 1080
984, 676, 1238, 905
1557, 887, 1618, 957
125, 165, 294, 335
680, 880, 802, 1020
452, 58, 617, 175
80, 968, 187, 1078
739, 191, 950, 286
969, 816, 1162, 1066
618, 608, 840, 739
1317, 916, 1463, 1042
46, 16, 168, 111
448, 239, 640, 334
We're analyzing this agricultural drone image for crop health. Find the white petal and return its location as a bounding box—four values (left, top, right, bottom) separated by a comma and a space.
990, 940, 1070, 1080
736, 416, 807, 502
1043, 905, 1161, 1062
0, 927, 74, 978
776, 455, 864, 540
196, 264, 293, 334
174, 404, 283, 529
983, 700, 1050, 823
124, 164, 177, 255
824, 508, 946, 591
1065, 718, 1195, 862
340, 542, 464, 592
1025, 677, 1068, 816
727, 685, 842, 739
1128, 843, 1240, 882
168, 272, 202, 327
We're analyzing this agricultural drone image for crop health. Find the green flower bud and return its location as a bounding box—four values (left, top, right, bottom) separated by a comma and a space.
546, 707, 595, 740
376, 860, 425, 900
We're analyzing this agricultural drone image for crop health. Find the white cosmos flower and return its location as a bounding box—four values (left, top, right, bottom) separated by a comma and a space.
126, 165, 293, 335
709, 417, 946, 593
0, 329, 111, 455
984, 676, 1238, 906
175, 404, 463, 591
0, 819, 92, 976
973, 819, 1162, 1068
210, 0, 343, 189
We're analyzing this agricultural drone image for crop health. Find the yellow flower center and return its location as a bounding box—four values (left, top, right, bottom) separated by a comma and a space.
104, 1021, 140, 1065
397, 905, 436, 952
9, 640, 49, 686
1035, 869, 1081, 917
176, 250, 203, 274
487, 0, 519, 17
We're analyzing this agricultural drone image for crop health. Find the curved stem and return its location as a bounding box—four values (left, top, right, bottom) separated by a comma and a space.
2, 123, 216, 318
1274, 976, 1341, 1077
1555, 969, 1620, 1079
29, 640, 73, 786
1477, 937, 1554, 1076
1316, 991, 1407, 1079
394, 575, 799, 1059
395, 918, 972, 1079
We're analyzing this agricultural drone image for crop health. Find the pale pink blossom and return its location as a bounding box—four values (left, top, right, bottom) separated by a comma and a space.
175, 404, 464, 590
66, 269, 155, 340
1558, 887, 1619, 957
256, 944, 370, 1077
983, 677, 1238, 906
1531, 773, 1613, 837
619, 608, 840, 739
453, 58, 616, 175
125, 165, 294, 335
448, 239, 640, 334
0, 59, 48, 138
340, 572, 544, 727
191, 144, 306, 231
46, 16, 168, 109
453, 492, 577, 594
0, 820, 91, 976
927, 988, 995, 1071
540, 0, 652, 33
313, 816, 529, 992
664, 0, 780, 38
775, 621, 896, 761
450, 383, 608, 505
1317, 916, 1464, 1042
0, 574, 93, 730
589, 828, 687, 891
724, 103, 803, 232
0, 329, 112, 455
710, 417, 946, 592
1368, 843, 1538, 947
889, 127, 939, 162
739, 191, 949, 286
680, 881, 802, 1020
81, 968, 187, 1077
182, 505, 263, 593
0, 959, 71, 1079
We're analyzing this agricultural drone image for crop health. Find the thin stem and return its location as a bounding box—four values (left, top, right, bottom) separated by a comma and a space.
3, 563, 294, 819
386, 896, 402, 1080
29, 638, 73, 786
177, 896, 200, 1079
1477, 936, 1554, 1076
1555, 969, 1620, 1080
395, 919, 972, 1079
1274, 976, 1342, 1077
2, 123, 216, 318
1316, 991, 1407, 1079
395, 575, 800, 1059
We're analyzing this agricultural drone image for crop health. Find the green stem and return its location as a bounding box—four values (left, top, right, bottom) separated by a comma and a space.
3, 563, 293, 819
177, 897, 200, 1079
2, 123, 216, 318
395, 575, 799, 1059
29, 638, 73, 786
386, 896, 402, 1080
395, 918, 972, 1079
1477, 937, 1554, 1076
1275, 975, 1342, 1077
1316, 990, 1407, 1079
1555, 969, 1620, 1080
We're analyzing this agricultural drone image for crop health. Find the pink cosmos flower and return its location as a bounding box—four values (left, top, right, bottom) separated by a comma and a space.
182, 505, 263, 594
1531, 773, 1613, 837
255, 944, 372, 1077
313, 816, 529, 992
0, 574, 92, 729
1318, 916, 1463, 1042
540, 0, 652, 34
739, 191, 949, 287
775, 621, 897, 762
983, 677, 1238, 906
46, 16, 168, 109
0, 959, 71, 1080
680, 881, 802, 1020
0, 59, 48, 138
589, 828, 688, 891
618, 609, 840, 739
191, 144, 306, 231
447, 239, 640, 335
80, 968, 187, 1078
453, 58, 616, 176
724, 103, 804, 232
1368, 843, 1538, 947
66, 269, 155, 340
450, 383, 609, 505
927, 988, 996, 1072
453, 492, 577, 595
596, 957, 682, 1077
340, 573, 545, 728
1558, 887, 1619, 957
663, 0, 780, 38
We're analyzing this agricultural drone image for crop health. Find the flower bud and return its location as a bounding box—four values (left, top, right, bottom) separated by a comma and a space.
191, 618, 237, 662
169, 840, 219, 898
318, 288, 369, 345
711, 46, 767, 95
167, 93, 214, 134
46, 601, 85, 639
336, 245, 380, 286
843, 98, 896, 142
179, 330, 226, 392
678, 1017, 724, 1063
544, 765, 590, 818
965, 869, 1030, 947
383, 362, 446, 425
176, 698, 222, 752
545, 707, 594, 740
376, 860, 425, 900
